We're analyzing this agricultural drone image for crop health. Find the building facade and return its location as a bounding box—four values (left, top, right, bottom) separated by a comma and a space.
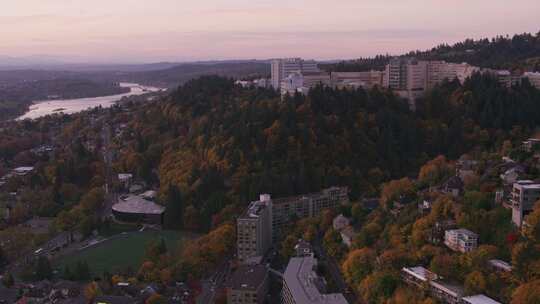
282, 256, 348, 304
271, 58, 320, 89
237, 195, 273, 263
237, 187, 349, 262
510, 180, 540, 227
523, 72, 540, 89
330, 71, 384, 89
444, 229, 478, 253
271, 187, 349, 240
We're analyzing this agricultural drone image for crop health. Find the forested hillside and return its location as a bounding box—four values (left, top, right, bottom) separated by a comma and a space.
113, 74, 540, 231
323, 32, 540, 72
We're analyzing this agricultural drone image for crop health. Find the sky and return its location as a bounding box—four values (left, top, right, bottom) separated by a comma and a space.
2, 0, 540, 63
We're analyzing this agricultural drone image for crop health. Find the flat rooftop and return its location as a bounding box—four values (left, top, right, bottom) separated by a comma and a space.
228, 264, 268, 290
112, 195, 165, 215
462, 294, 502, 304
283, 256, 348, 304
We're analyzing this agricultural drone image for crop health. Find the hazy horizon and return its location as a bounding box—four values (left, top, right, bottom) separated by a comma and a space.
2, 0, 540, 64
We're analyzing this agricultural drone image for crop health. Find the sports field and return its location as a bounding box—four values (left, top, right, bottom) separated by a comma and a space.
56, 230, 198, 276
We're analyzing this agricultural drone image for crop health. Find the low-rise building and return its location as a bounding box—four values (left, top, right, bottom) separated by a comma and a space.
330, 71, 384, 89
332, 214, 350, 231
521, 138, 540, 152
461, 294, 502, 304
441, 176, 464, 197
500, 165, 525, 185
401, 266, 463, 304
418, 200, 432, 215
295, 239, 314, 257
444, 229, 478, 253
282, 256, 348, 304
488, 259, 512, 273
340, 226, 356, 248
227, 264, 269, 304
112, 194, 165, 225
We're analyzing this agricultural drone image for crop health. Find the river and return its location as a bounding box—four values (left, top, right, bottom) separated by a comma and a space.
17, 82, 163, 120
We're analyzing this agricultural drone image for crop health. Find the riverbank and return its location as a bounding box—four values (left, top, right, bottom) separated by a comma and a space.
17, 83, 162, 120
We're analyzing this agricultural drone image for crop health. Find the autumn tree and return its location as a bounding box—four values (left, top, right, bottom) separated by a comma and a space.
464, 271, 487, 295
359, 271, 399, 303
380, 178, 414, 209
511, 280, 540, 304
342, 248, 375, 286
84, 281, 101, 302
146, 293, 167, 304
418, 155, 454, 185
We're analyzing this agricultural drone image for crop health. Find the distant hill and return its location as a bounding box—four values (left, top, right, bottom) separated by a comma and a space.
121, 61, 270, 88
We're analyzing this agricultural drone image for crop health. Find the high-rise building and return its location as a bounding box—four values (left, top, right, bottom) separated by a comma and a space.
237, 194, 273, 263
383, 58, 480, 110
282, 256, 348, 304
271, 58, 320, 89
510, 180, 540, 227
383, 58, 427, 110
236, 187, 349, 262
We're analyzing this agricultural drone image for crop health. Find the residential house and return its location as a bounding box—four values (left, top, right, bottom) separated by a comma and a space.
340, 226, 356, 248
294, 239, 314, 257
500, 165, 525, 185
441, 176, 464, 197
332, 214, 350, 231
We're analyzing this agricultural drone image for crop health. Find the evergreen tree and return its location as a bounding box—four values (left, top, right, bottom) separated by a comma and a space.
2, 272, 14, 288
163, 185, 183, 229
35, 256, 52, 280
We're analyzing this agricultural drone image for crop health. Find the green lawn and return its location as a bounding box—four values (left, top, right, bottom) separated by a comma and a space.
56, 230, 198, 276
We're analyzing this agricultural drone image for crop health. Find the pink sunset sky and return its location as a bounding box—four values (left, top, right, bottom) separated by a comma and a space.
2, 0, 540, 63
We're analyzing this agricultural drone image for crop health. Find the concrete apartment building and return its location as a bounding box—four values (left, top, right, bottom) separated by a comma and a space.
271, 58, 320, 89
282, 256, 348, 304
510, 180, 540, 227
444, 229, 478, 253
237, 195, 273, 263
271, 187, 349, 240
383, 58, 428, 109
383, 58, 479, 109
236, 187, 348, 262
226, 264, 269, 304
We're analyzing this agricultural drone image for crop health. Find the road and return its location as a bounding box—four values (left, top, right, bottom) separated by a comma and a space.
197, 258, 231, 304
313, 238, 359, 304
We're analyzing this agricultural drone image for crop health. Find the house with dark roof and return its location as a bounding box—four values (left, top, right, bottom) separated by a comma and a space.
0, 286, 18, 304
441, 176, 464, 197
